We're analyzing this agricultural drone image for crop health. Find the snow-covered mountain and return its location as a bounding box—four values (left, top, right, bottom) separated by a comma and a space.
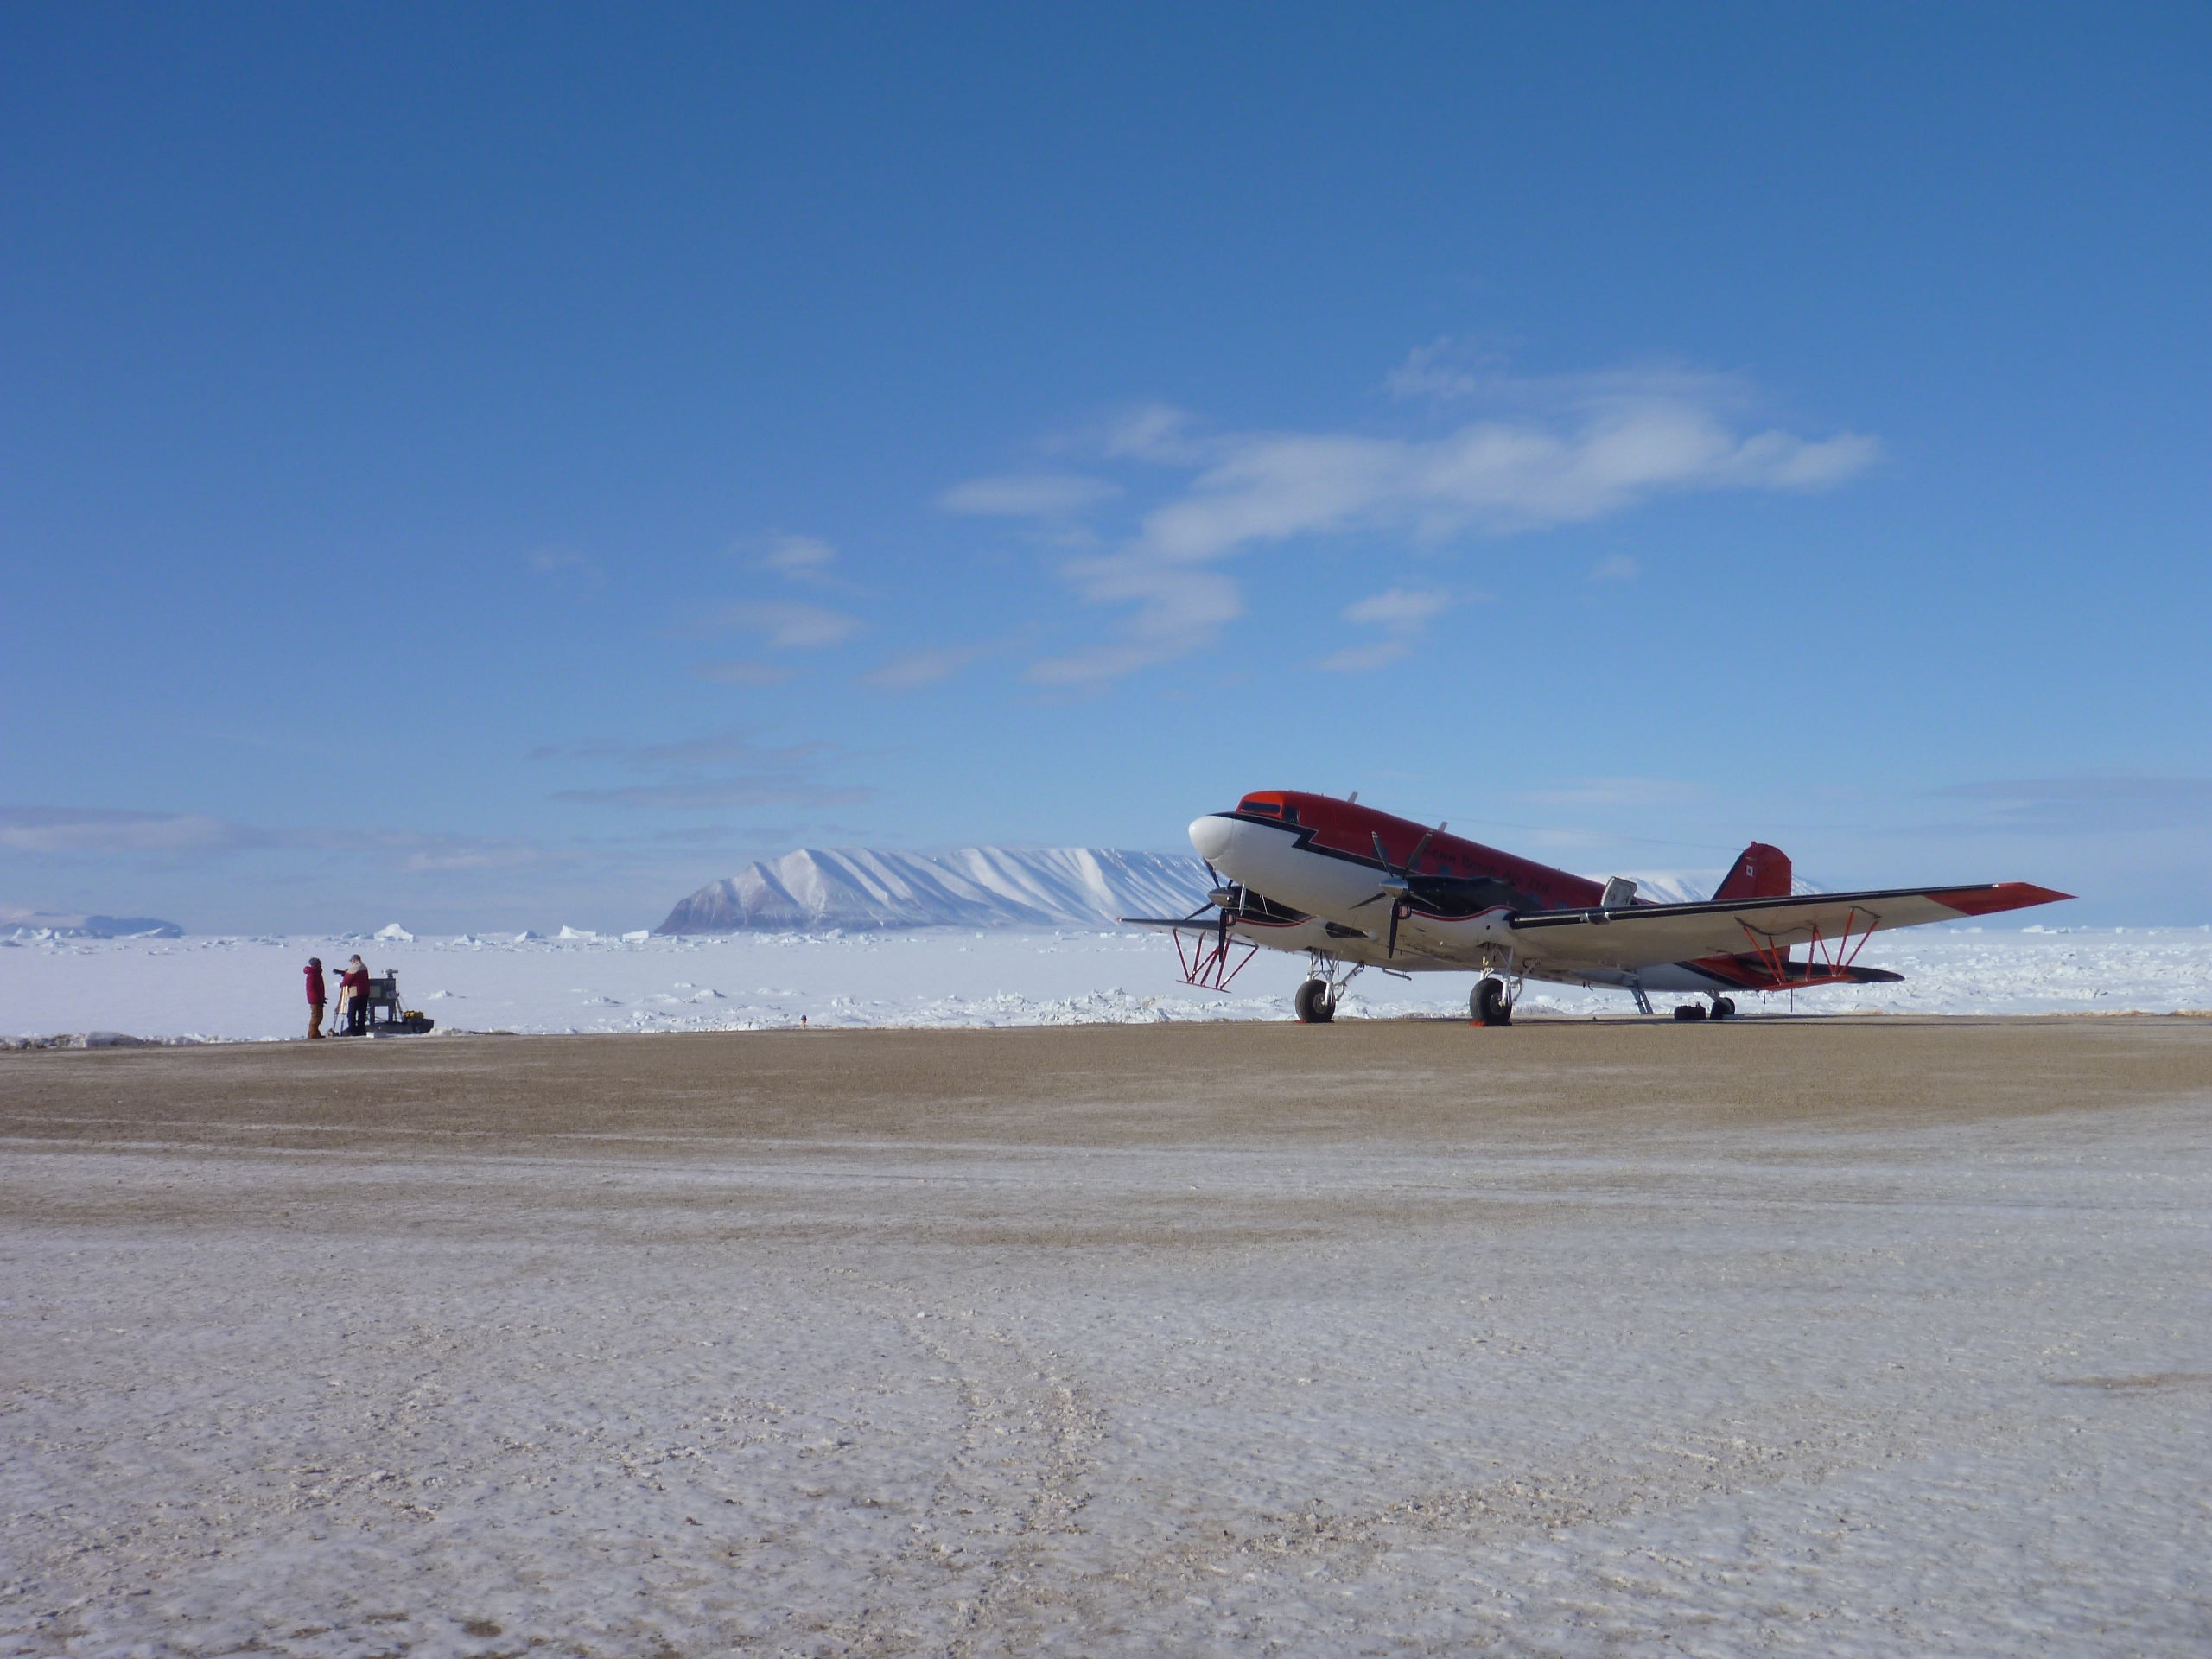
657, 848, 1215, 933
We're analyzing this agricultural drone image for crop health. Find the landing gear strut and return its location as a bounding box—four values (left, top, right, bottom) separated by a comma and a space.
1296, 954, 1362, 1024
1473, 976, 1513, 1027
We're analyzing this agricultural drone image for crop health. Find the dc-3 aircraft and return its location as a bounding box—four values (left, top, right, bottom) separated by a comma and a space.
1125, 789, 2070, 1025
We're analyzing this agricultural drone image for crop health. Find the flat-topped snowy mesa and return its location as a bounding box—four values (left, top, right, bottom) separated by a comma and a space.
1, 907, 182, 941
657, 847, 1217, 933
1122, 789, 2071, 1026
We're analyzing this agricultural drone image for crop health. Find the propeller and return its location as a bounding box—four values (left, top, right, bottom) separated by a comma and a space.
1201, 859, 1243, 956
1350, 826, 1442, 957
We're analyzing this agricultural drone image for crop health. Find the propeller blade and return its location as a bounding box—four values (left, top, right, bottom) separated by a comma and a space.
1386, 901, 1402, 958
1371, 830, 1391, 871
1349, 891, 1389, 909
1406, 829, 1435, 875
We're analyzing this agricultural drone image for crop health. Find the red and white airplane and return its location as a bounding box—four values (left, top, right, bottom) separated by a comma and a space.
1128, 789, 2070, 1024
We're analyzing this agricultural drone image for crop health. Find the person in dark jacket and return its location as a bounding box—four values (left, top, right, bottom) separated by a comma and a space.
304, 957, 327, 1039
339, 956, 371, 1034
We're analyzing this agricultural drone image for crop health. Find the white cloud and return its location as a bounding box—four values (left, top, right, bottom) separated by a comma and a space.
863, 645, 991, 690
703, 601, 861, 650
938, 474, 1121, 518
1319, 639, 1414, 674
0, 805, 543, 868
1321, 588, 1456, 674
550, 781, 869, 810
692, 660, 797, 686
1102, 404, 1213, 464
538, 728, 868, 812
0, 807, 243, 855
998, 354, 1878, 684
529, 548, 601, 580
1027, 558, 1242, 685
542, 730, 835, 771
1129, 402, 1878, 566
762, 534, 839, 575
1590, 553, 1640, 583
400, 843, 544, 873
1932, 776, 2212, 835
1344, 587, 1452, 631
1385, 341, 1754, 410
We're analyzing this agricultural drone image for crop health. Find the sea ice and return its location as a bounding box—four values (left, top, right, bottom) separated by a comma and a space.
2, 925, 2209, 1043
3, 1081, 2205, 1653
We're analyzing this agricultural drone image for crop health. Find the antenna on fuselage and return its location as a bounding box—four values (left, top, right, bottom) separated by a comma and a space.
1347, 791, 1358, 804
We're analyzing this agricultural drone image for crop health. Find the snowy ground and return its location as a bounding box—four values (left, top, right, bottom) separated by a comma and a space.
3, 1022, 2209, 1656
4, 925, 2212, 1042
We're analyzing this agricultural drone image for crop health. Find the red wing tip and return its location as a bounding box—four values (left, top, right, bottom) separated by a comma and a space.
1933, 882, 2075, 917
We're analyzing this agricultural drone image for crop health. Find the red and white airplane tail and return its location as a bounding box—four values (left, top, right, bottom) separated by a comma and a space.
1712, 842, 1792, 902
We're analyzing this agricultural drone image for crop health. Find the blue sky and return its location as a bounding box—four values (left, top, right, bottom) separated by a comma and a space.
4, 3, 2208, 931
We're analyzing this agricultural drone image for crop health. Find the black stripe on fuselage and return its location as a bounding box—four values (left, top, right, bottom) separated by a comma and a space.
1212, 810, 1549, 918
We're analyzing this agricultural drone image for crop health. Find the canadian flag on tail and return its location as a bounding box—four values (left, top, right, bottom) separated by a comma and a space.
1713, 842, 1792, 902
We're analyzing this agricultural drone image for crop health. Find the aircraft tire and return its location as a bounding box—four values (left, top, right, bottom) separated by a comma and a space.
1294, 979, 1335, 1024
1674, 1002, 1707, 1021
1712, 996, 1737, 1020
1474, 976, 1512, 1026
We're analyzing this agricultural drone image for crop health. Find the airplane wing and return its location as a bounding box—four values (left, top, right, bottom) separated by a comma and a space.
1507, 881, 2070, 967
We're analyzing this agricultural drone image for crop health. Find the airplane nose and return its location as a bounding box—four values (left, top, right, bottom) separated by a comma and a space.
1188, 814, 1235, 865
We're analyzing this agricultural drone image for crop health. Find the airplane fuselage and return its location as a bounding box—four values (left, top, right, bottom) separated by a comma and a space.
1179, 789, 2066, 1004
1190, 789, 1726, 991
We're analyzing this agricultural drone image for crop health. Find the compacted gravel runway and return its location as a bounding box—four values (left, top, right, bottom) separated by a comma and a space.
4, 1018, 2210, 1656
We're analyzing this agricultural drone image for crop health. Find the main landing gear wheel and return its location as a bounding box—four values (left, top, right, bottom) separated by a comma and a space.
1711, 996, 1737, 1020
1294, 979, 1336, 1024
1473, 976, 1512, 1027
1674, 1002, 1707, 1021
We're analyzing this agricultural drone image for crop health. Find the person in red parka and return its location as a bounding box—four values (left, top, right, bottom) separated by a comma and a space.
339, 955, 371, 1035
304, 957, 327, 1039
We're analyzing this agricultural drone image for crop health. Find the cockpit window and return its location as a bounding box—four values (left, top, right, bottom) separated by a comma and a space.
1238, 798, 1281, 817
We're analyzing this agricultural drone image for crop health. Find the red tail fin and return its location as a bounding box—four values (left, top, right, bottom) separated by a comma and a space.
1713, 842, 1791, 901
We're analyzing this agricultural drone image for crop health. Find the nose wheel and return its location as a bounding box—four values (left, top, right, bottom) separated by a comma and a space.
1472, 976, 1513, 1026
1296, 954, 1363, 1024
